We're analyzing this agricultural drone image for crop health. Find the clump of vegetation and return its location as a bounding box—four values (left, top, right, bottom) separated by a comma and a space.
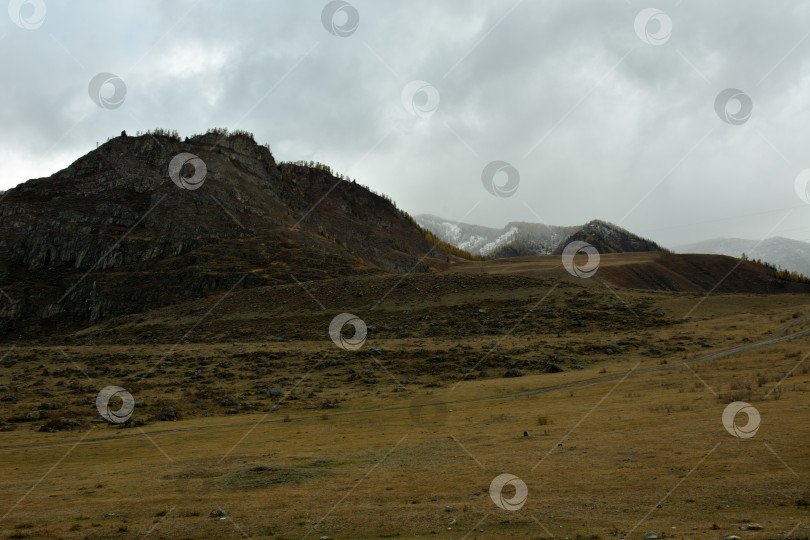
282, 160, 342, 177
134, 128, 181, 140
744, 255, 810, 284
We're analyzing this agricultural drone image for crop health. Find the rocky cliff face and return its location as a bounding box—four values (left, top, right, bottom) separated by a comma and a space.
0, 131, 446, 337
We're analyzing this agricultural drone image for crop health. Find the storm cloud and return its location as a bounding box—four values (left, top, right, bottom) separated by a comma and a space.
1, 0, 809, 247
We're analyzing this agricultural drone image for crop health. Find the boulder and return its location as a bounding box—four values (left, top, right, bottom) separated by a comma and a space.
155, 407, 180, 421
209, 508, 226, 518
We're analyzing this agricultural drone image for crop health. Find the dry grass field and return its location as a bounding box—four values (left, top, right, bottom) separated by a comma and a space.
1, 258, 809, 539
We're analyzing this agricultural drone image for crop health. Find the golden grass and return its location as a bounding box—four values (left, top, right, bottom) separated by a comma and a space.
1, 288, 809, 538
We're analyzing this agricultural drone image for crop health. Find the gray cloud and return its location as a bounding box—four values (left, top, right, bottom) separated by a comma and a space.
1, 0, 809, 247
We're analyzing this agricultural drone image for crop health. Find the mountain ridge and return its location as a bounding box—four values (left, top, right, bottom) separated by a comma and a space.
415, 214, 664, 258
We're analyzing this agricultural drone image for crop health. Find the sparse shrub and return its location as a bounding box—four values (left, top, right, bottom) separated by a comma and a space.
537, 415, 550, 426
718, 389, 753, 403
729, 378, 750, 391
139, 127, 180, 141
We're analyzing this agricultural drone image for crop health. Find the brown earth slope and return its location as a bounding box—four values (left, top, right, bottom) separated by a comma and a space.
452, 252, 810, 294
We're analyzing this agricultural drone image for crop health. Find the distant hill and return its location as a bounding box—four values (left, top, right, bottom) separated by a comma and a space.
447, 251, 810, 295
675, 237, 810, 278
415, 215, 664, 258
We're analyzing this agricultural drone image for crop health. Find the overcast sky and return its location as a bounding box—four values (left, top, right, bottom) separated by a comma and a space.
2, 0, 809, 247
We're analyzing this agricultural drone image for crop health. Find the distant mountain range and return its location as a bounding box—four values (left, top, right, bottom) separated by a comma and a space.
675, 237, 810, 277
415, 214, 663, 258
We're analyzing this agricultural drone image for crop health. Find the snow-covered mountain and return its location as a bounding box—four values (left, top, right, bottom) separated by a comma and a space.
414, 214, 574, 256
415, 215, 663, 258
675, 237, 810, 277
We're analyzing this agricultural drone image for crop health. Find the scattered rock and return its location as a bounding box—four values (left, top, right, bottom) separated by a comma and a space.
39, 417, 82, 432
445, 506, 455, 512
38, 401, 60, 410
155, 407, 180, 421
644, 533, 658, 540
504, 368, 523, 378
653, 308, 664, 316
209, 508, 226, 519
24, 410, 46, 421
540, 362, 563, 373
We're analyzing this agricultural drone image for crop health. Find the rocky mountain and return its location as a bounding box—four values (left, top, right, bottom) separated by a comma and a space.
548, 220, 664, 255
414, 214, 577, 257
675, 236, 810, 277
0, 130, 461, 337
415, 215, 664, 258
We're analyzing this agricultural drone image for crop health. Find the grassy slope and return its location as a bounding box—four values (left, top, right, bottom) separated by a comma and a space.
1, 256, 809, 539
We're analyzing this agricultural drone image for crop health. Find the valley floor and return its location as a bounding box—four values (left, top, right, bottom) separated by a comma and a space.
1, 265, 809, 539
